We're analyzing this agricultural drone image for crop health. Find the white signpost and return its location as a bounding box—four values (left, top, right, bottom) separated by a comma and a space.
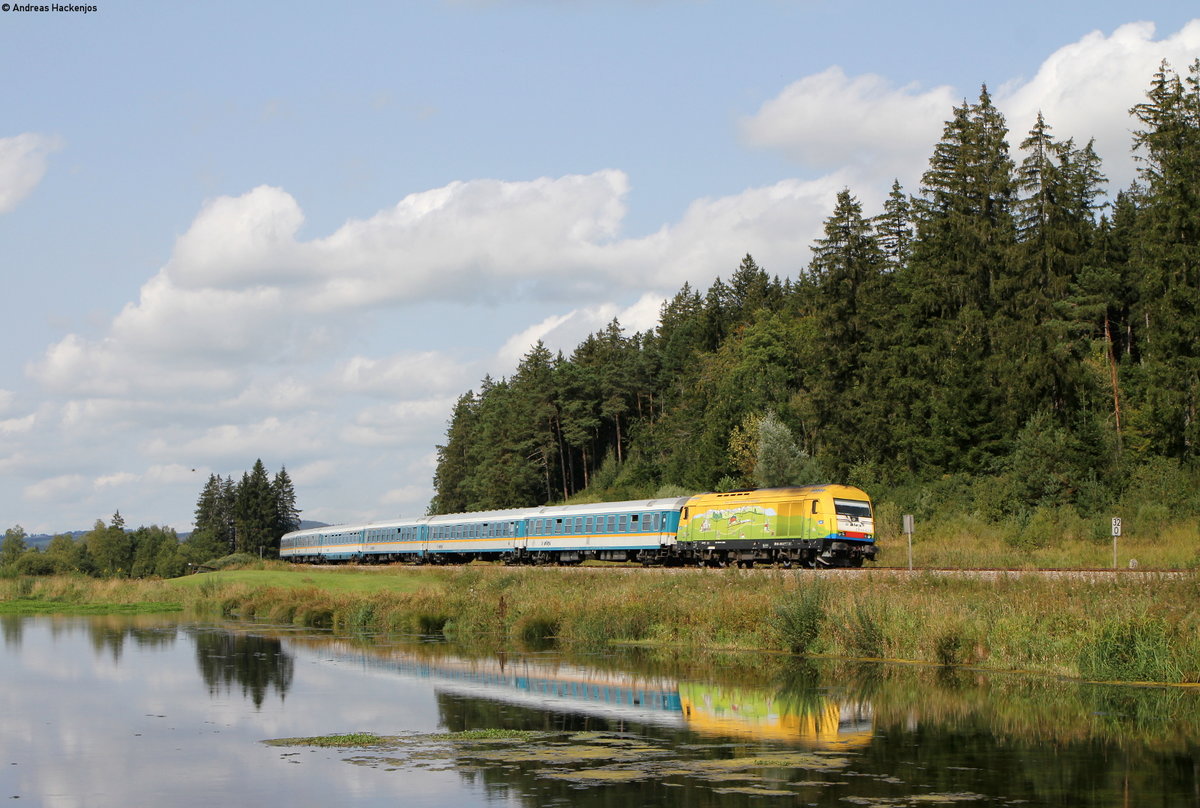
1111, 517, 1121, 570
902, 514, 915, 571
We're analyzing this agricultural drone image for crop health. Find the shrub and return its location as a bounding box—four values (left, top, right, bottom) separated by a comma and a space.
775, 582, 827, 655
15, 553, 62, 576
845, 599, 887, 659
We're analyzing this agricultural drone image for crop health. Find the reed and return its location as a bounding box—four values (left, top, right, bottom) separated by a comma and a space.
4, 567, 1200, 683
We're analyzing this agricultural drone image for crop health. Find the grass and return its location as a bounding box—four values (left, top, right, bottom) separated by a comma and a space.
4, 564, 1200, 683
0, 600, 181, 615
872, 517, 1200, 569
169, 566, 438, 595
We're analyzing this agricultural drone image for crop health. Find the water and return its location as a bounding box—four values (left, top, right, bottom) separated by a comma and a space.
2, 614, 1199, 807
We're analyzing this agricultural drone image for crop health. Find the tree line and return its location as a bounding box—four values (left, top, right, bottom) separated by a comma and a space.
1, 460, 301, 577
430, 61, 1200, 537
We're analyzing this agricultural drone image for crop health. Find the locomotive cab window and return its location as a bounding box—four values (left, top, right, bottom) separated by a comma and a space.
833, 499, 873, 519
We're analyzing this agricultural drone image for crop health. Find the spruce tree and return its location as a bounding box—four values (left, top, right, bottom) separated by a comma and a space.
271, 466, 301, 543
1128, 60, 1200, 458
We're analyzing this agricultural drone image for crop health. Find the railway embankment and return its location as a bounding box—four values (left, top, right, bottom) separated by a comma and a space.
3, 565, 1198, 684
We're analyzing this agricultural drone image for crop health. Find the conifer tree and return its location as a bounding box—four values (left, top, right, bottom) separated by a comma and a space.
808, 189, 887, 468
430, 391, 480, 514
1128, 60, 1200, 457
272, 467, 301, 541
875, 180, 914, 272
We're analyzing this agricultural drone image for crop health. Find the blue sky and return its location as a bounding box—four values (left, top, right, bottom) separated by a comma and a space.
2, 1, 1198, 533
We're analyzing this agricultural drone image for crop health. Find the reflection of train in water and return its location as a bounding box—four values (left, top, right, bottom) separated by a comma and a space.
679, 683, 873, 749
311, 641, 873, 749
282, 485, 876, 568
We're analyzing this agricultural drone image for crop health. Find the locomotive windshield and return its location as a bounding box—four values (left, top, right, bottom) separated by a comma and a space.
833, 499, 873, 520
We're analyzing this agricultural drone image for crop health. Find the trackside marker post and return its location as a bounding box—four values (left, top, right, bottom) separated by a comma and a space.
902, 514, 915, 571
1111, 517, 1121, 570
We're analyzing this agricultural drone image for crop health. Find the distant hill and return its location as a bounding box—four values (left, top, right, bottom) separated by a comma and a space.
24, 520, 330, 549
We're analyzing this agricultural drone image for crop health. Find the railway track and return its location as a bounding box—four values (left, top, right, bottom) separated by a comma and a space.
318, 563, 1192, 579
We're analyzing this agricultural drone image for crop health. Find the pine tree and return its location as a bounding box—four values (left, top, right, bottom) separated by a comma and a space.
271, 467, 301, 543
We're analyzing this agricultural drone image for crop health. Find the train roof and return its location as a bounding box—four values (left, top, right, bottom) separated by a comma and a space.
283, 496, 694, 539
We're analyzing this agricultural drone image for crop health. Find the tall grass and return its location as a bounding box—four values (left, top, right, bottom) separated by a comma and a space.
5, 566, 1200, 683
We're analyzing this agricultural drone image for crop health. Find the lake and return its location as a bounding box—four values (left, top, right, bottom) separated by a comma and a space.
2, 614, 1198, 806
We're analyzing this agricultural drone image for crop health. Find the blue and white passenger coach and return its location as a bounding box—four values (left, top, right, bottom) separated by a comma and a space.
280, 496, 691, 565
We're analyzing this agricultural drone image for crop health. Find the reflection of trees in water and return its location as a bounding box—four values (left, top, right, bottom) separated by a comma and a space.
856, 666, 1200, 804
87, 621, 178, 662
191, 630, 294, 709
1, 615, 22, 648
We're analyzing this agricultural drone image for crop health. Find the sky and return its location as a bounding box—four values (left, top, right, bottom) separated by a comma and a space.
2, 1, 1198, 535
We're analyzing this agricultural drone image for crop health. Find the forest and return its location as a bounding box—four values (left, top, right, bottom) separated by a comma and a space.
430, 61, 1200, 546
0, 460, 299, 576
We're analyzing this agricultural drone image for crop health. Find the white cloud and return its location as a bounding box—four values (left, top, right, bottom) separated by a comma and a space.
0, 133, 62, 214
742, 20, 1200, 199
291, 459, 339, 486
95, 472, 138, 489
340, 398, 458, 448
380, 485, 429, 507
495, 291, 666, 369
141, 416, 328, 463
24, 474, 87, 503
996, 20, 1200, 192
336, 352, 472, 398
645, 173, 857, 283
0, 414, 36, 435
30, 171, 847, 406
741, 66, 955, 183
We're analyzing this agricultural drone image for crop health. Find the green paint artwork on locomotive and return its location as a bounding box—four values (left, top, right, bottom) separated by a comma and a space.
687, 505, 782, 541
681, 506, 824, 542
675, 485, 873, 544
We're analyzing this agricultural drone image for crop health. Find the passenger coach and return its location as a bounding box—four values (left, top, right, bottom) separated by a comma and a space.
281, 485, 875, 568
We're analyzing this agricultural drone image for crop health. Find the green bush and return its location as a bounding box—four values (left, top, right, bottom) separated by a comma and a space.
775, 582, 827, 655
845, 599, 887, 659
15, 553, 63, 576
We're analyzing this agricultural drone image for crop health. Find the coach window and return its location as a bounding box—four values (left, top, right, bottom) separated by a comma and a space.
554, 519, 562, 535
605, 515, 615, 533
574, 517, 583, 533
618, 515, 627, 532
563, 518, 572, 535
